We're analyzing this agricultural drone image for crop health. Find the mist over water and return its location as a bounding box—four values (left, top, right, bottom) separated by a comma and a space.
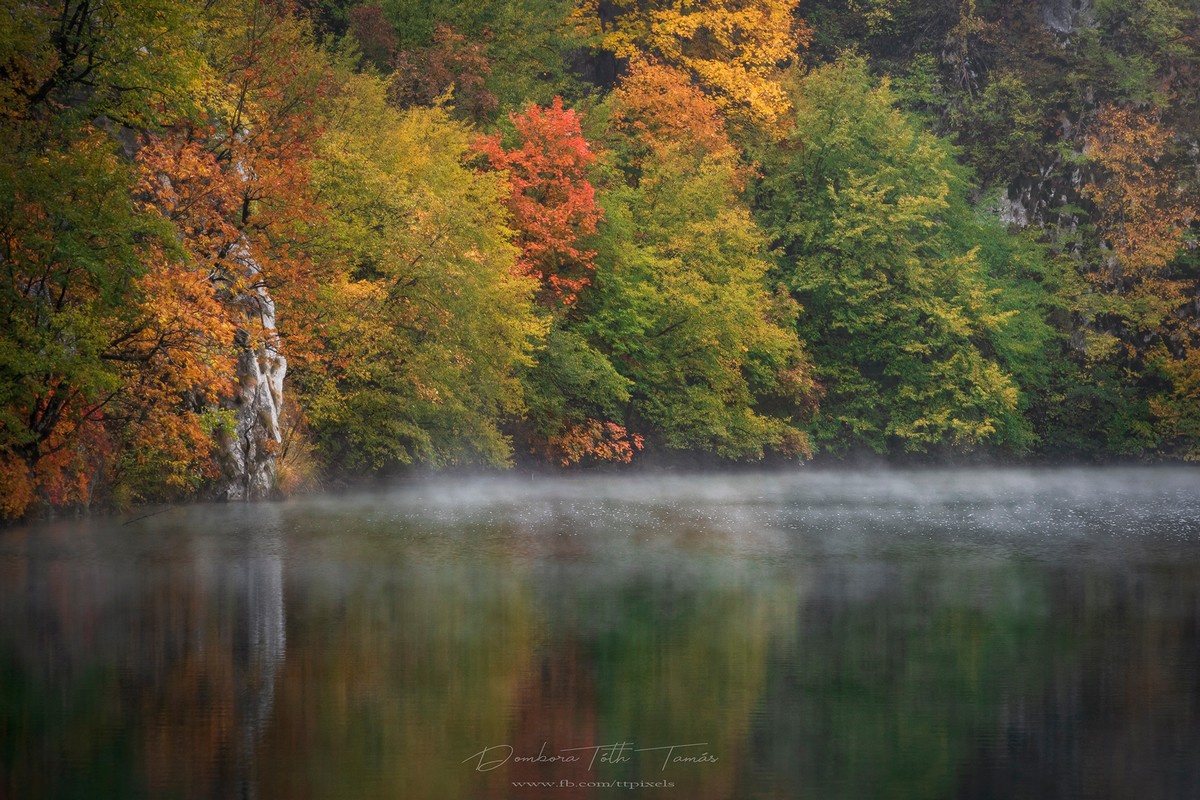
3, 467, 1199, 799
319, 466, 1200, 559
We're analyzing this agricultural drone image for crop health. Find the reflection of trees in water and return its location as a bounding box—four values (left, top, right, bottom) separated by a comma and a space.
511, 558, 807, 800
0, 517, 286, 799
505, 639, 598, 800
234, 545, 287, 798
747, 558, 1200, 800
6, 496, 1200, 800
248, 537, 805, 800
255, 557, 537, 800
134, 525, 286, 799
955, 565, 1200, 799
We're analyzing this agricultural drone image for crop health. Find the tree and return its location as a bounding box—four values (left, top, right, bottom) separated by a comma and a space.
1084, 104, 1192, 286
348, 4, 398, 70
473, 97, 647, 465
753, 58, 1032, 453
377, 0, 587, 109
141, 3, 333, 500
0, 0, 336, 513
0, 0, 227, 514
571, 0, 811, 127
295, 68, 543, 470
474, 97, 603, 309
0, 127, 192, 513
1081, 103, 1200, 457
585, 60, 817, 459
390, 23, 497, 121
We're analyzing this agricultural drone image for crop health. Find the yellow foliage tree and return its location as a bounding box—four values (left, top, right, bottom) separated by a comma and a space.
573, 0, 809, 128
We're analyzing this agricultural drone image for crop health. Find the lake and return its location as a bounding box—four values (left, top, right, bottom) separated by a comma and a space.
2, 467, 1199, 799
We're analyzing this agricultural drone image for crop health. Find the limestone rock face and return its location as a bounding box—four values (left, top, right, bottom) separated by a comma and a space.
132, 153, 287, 501
216, 245, 285, 501
1042, 0, 1094, 35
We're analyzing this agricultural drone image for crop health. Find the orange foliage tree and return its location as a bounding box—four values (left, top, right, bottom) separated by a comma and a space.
609, 57, 734, 150
572, 0, 810, 127
473, 97, 603, 309
475, 97, 646, 465
1084, 104, 1193, 287
1083, 103, 1200, 455
0, 1, 332, 515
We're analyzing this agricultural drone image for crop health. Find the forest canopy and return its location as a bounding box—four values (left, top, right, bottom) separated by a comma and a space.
2, 0, 1199, 516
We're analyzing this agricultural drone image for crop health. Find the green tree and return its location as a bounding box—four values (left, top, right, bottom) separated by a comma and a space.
379, 0, 587, 112
296, 67, 544, 471
0, 0, 228, 515
753, 58, 1037, 454
585, 61, 817, 459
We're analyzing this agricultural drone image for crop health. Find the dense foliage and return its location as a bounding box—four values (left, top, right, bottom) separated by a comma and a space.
2, 0, 1198, 516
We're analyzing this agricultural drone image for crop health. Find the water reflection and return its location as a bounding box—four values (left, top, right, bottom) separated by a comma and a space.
1, 468, 1199, 799
0, 514, 286, 799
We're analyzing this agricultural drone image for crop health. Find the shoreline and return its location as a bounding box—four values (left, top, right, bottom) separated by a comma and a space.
7, 457, 1197, 527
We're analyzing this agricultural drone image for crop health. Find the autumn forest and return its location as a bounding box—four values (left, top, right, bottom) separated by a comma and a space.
2, 0, 1199, 518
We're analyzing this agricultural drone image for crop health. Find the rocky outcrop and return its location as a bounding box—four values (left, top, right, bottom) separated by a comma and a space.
1041, 0, 1094, 35
994, 9, 1095, 232
1000, 150, 1088, 232
127, 129, 286, 502
216, 245, 286, 501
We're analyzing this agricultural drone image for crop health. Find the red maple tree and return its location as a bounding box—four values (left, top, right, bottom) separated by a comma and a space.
474, 97, 603, 308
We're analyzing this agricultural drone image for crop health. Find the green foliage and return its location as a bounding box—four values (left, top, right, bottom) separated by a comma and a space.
755, 58, 1034, 454
521, 326, 632, 439
298, 70, 543, 471
891, 53, 945, 118
801, 0, 953, 70
1091, 0, 1190, 103
0, 0, 214, 126
967, 202, 1079, 452
949, 72, 1046, 188
379, 0, 588, 110
0, 127, 139, 436
585, 79, 816, 459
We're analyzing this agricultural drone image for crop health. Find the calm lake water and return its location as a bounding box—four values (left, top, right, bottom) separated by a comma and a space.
2, 467, 1199, 799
